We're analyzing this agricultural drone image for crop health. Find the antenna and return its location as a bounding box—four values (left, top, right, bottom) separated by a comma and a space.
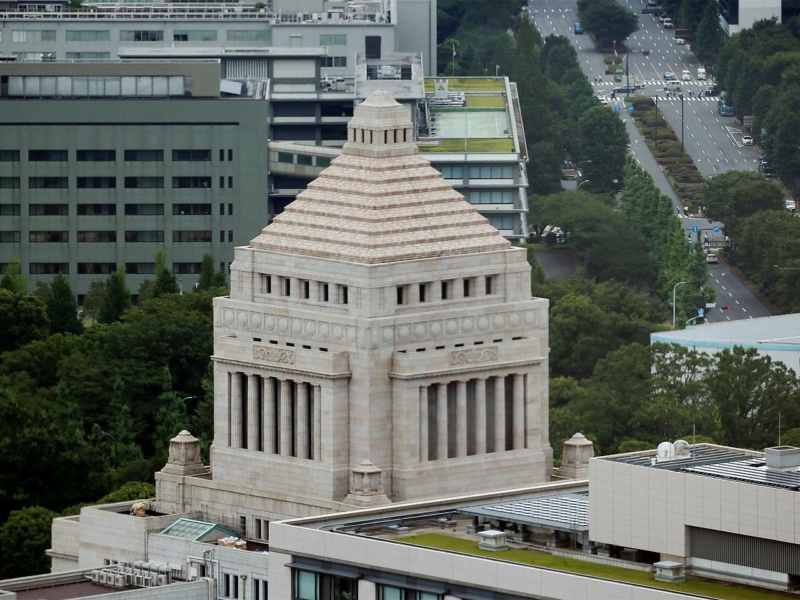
692, 422, 696, 456
779, 412, 782, 446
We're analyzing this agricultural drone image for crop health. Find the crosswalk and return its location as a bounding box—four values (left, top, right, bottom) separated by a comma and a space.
602, 94, 721, 102
595, 80, 711, 87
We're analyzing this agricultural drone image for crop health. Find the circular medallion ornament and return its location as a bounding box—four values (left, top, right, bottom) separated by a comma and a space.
415, 324, 426, 338
509, 313, 520, 327
461, 318, 473, 332
477, 316, 489, 330
319, 323, 329, 338
398, 326, 410, 340
446, 320, 458, 334
430, 322, 442, 336
278, 318, 289, 332
265, 316, 276, 330
493, 315, 505, 329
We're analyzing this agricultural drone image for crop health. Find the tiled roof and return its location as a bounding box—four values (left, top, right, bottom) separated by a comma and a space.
250, 90, 510, 264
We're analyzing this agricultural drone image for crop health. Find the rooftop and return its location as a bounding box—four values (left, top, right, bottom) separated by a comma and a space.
651, 313, 800, 351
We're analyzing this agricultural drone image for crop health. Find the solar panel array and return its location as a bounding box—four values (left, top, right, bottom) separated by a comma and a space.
683, 459, 800, 491
464, 493, 589, 531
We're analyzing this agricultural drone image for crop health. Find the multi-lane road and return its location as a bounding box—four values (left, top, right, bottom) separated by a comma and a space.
528, 0, 772, 322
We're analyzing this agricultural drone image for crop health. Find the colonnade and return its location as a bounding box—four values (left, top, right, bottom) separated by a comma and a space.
227, 372, 321, 460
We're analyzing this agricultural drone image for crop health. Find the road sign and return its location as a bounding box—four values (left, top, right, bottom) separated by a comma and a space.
627, 106, 634, 113
692, 226, 698, 232
713, 226, 720, 233
614, 105, 621, 112
698, 308, 705, 316
706, 303, 717, 308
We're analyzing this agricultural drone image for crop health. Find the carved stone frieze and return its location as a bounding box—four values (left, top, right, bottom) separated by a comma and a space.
253, 345, 296, 364
449, 346, 498, 366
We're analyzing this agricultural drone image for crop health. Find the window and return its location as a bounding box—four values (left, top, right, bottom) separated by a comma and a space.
293, 570, 357, 600
228, 30, 271, 42
125, 262, 156, 274
228, 149, 233, 161
396, 285, 406, 305
438, 165, 463, 180
253, 578, 268, 600
319, 34, 347, 46
173, 203, 212, 216
380, 586, 441, 600
78, 262, 116, 274
419, 283, 427, 302
172, 149, 211, 161
173, 262, 202, 274
173, 177, 211, 189
30, 204, 68, 216
221, 573, 239, 600
0, 204, 20, 216
321, 56, 347, 68
11, 30, 56, 43
66, 52, 111, 60
0, 231, 20, 243
125, 203, 163, 215
29, 149, 67, 162
441, 281, 450, 300
254, 517, 269, 540
488, 215, 515, 230
30, 263, 68, 274
14, 52, 55, 61
125, 177, 164, 189
77, 149, 116, 162
297, 154, 313, 166
78, 177, 116, 189
278, 152, 293, 164
124, 150, 163, 162
0, 177, 20, 189
78, 231, 116, 243
0, 150, 20, 162
125, 230, 164, 243
468, 190, 513, 204
30, 177, 68, 189
468, 165, 514, 179
485, 275, 494, 295
173, 230, 212, 243
120, 30, 164, 42
30, 231, 68, 242
66, 30, 110, 42
173, 30, 217, 42
463, 278, 472, 297
78, 203, 116, 216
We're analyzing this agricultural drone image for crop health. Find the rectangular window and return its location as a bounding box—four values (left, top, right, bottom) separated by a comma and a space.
125, 177, 164, 189
293, 571, 357, 600
222, 573, 239, 599
29, 149, 67, 162
124, 149, 163, 162
173, 30, 217, 42
30, 262, 68, 275
228, 203, 233, 215
0, 150, 20, 162
253, 578, 268, 600
463, 278, 472, 297
219, 149, 224, 161
173, 230, 212, 243
341, 285, 349, 305
228, 176, 233, 189
321, 56, 347, 68
220, 176, 225, 189
30, 231, 68, 242
262, 275, 272, 294
78, 262, 116, 274
468, 190, 513, 204
322, 283, 329, 302
125, 262, 156, 275
125, 230, 164, 243
29, 204, 68, 216
254, 517, 269, 540
0, 231, 21, 243
0, 177, 20, 189
320, 34, 347, 46
419, 283, 427, 302
66, 30, 110, 42
220, 203, 225, 215
488, 215, 514, 230
485, 275, 494, 295
66, 52, 111, 60
278, 152, 293, 164
396, 285, 405, 305
77, 149, 116, 162
0, 204, 20, 216
172, 149, 211, 161
173, 262, 202, 274
227, 30, 271, 42
77, 177, 116, 189
78, 203, 116, 216
173, 203, 212, 216
468, 165, 514, 179
441, 281, 450, 300
120, 30, 164, 42
29, 177, 68, 189
78, 230, 116, 243
228, 149, 233, 161
125, 203, 163, 216
12, 30, 56, 43
173, 177, 211, 189
282, 278, 290, 297
297, 154, 313, 166
439, 165, 463, 180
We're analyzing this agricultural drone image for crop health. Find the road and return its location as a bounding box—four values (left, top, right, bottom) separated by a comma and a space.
528, 0, 772, 322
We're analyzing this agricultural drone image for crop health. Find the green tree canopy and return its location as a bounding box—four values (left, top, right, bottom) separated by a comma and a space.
576, 0, 638, 49
704, 171, 784, 242
45, 273, 83, 336
0, 258, 27, 295
0, 289, 49, 354
97, 266, 132, 324
0, 506, 58, 578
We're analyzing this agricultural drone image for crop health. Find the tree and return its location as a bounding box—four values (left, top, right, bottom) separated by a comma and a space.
704, 171, 784, 243
692, 1, 725, 71
577, 106, 629, 192
576, 0, 638, 49
97, 266, 131, 324
197, 253, 227, 291
0, 289, 49, 354
0, 258, 27, 295
45, 273, 83, 335
82, 280, 105, 321
0, 506, 58, 578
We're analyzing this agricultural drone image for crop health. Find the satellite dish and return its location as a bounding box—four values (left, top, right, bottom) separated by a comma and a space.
657, 441, 675, 460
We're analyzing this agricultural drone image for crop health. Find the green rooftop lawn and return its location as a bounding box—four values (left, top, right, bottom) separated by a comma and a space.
466, 97, 507, 108
421, 138, 514, 153
424, 78, 505, 93
396, 534, 796, 600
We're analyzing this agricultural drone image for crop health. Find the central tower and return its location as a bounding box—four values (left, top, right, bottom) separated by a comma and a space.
210, 91, 551, 513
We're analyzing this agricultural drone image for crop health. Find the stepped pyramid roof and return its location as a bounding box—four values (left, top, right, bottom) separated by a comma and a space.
250, 90, 511, 265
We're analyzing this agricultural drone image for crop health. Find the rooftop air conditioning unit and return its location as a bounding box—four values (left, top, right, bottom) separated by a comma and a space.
115, 574, 126, 588
157, 575, 169, 586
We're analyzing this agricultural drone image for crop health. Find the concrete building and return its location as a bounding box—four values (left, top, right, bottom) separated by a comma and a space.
717, 0, 800, 35
651, 313, 800, 376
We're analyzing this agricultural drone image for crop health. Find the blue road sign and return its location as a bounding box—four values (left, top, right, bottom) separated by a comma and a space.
614, 105, 621, 112
628, 106, 634, 113
692, 226, 698, 232
713, 226, 720, 233
698, 308, 705, 316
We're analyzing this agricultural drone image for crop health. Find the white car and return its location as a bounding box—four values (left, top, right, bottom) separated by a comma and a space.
663, 18, 674, 28
681, 70, 691, 81
786, 199, 796, 212
676, 38, 685, 45
741, 135, 754, 146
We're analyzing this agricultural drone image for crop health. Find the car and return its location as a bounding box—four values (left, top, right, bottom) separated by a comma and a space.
741, 135, 753, 146
612, 85, 639, 94
642, 6, 661, 14
664, 71, 676, 81
785, 199, 796, 211
703, 84, 720, 96
663, 18, 674, 28
597, 95, 609, 105
706, 253, 719, 264
659, 13, 669, 22
681, 70, 691, 81
574, 22, 583, 34
676, 38, 685, 45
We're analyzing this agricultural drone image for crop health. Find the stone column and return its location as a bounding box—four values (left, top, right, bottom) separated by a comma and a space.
296, 382, 309, 459
263, 376, 275, 454
309, 279, 319, 302
436, 382, 448, 460
279, 379, 293, 456
475, 377, 487, 454
214, 365, 230, 448
313, 384, 322, 461
494, 376, 505, 453
456, 380, 467, 457
431, 280, 442, 302
247, 374, 260, 451
475, 274, 486, 296
230, 372, 242, 448
513, 373, 525, 450
452, 277, 463, 299
407, 282, 419, 304
419, 386, 429, 462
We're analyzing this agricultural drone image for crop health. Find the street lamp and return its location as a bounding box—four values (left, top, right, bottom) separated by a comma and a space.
672, 281, 688, 329
679, 93, 685, 150
654, 95, 659, 154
